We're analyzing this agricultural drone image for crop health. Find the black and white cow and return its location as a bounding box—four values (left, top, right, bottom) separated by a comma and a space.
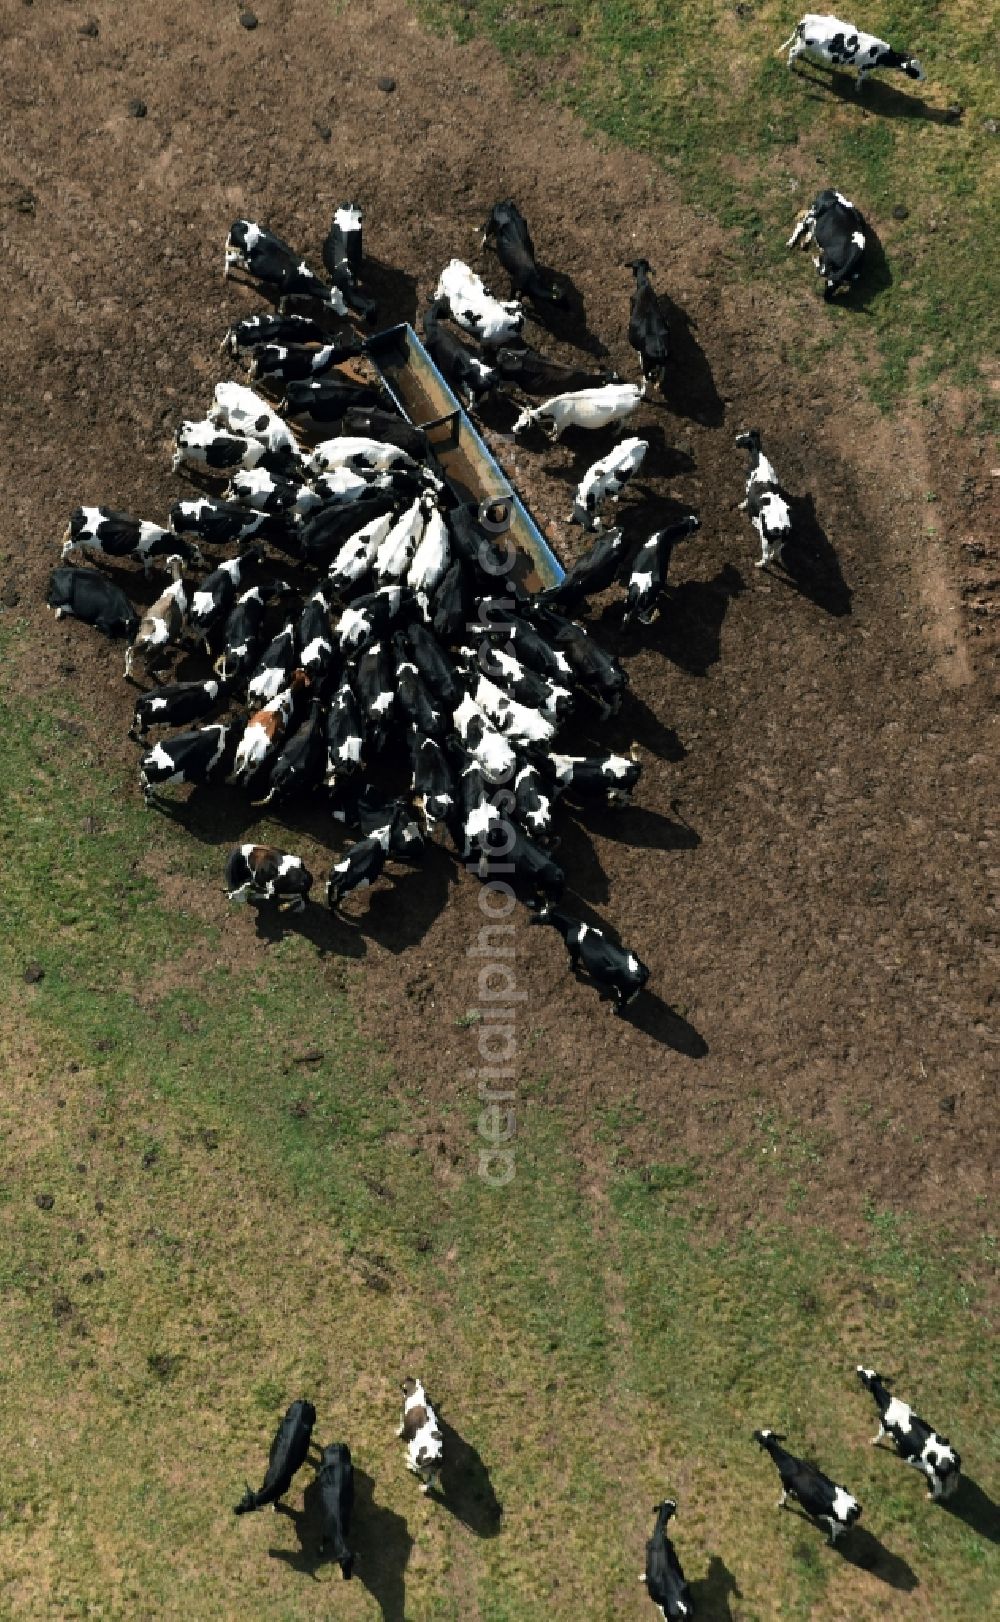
493, 342, 612, 396
280, 376, 385, 431
453, 750, 502, 858
139, 723, 232, 803
322, 202, 377, 323
428, 558, 471, 645
325, 677, 366, 786
233, 1399, 317, 1515
210, 381, 299, 461
224, 220, 349, 315
337, 584, 413, 656
409, 728, 456, 833
531, 607, 628, 716
422, 300, 496, 409
538, 528, 629, 612
787, 189, 868, 300
246, 621, 299, 705
215, 585, 286, 687
856, 1368, 961, 1501
308, 435, 417, 479
375, 496, 428, 585
546, 746, 642, 807
627, 259, 670, 391
231, 669, 310, 786
169, 495, 268, 548
124, 556, 188, 678
753, 1429, 862, 1544
356, 789, 425, 865
452, 692, 517, 784
172, 419, 277, 478
355, 638, 396, 750
434, 258, 524, 346
326, 822, 394, 910
405, 621, 464, 708
621, 515, 701, 627
223, 310, 329, 362
407, 502, 451, 597
780, 14, 924, 91
316, 1441, 355, 1578
130, 678, 221, 739
514, 762, 555, 843
189, 549, 263, 647
248, 338, 364, 386
571, 441, 648, 530
528, 905, 650, 1014
326, 510, 393, 595
640, 1500, 694, 1621
47, 567, 139, 640
735, 430, 793, 569
478, 602, 572, 684
297, 587, 337, 686
256, 695, 327, 806
397, 1378, 444, 1495
393, 633, 445, 738
62, 507, 203, 576
461, 639, 571, 720
482, 200, 564, 306
224, 844, 314, 910
224, 467, 320, 519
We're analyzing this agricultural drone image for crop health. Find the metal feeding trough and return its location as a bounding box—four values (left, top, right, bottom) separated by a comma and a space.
365, 323, 565, 594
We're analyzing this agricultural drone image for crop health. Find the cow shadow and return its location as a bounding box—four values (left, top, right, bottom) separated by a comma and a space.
834, 1525, 919, 1591
524, 268, 611, 361
356, 845, 456, 951
582, 799, 701, 854
363, 256, 419, 328
794, 62, 960, 124
270, 1467, 414, 1619
555, 817, 611, 907
145, 781, 262, 845
938, 1474, 1000, 1544
774, 494, 853, 617
250, 896, 367, 960
434, 1418, 504, 1537
622, 991, 709, 1056
656, 292, 726, 427
619, 690, 688, 763
689, 1555, 742, 1620
645, 564, 746, 677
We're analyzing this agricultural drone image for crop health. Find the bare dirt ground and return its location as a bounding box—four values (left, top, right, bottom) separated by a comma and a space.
1, 0, 995, 1372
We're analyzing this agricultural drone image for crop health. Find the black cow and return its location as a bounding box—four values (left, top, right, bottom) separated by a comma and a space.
255, 695, 327, 807
422, 300, 495, 409
47, 567, 139, 639
404, 621, 464, 707
356, 788, 425, 864
224, 220, 348, 315
322, 202, 377, 323
531, 606, 628, 716
169, 496, 268, 548
355, 638, 396, 751
787, 188, 868, 300
224, 844, 314, 909
233, 1399, 317, 1514
429, 557, 471, 645
477, 821, 565, 904
342, 405, 430, 463
753, 1429, 862, 1544
622, 515, 701, 627
316, 1441, 355, 1578
536, 528, 628, 609
214, 584, 292, 687
529, 905, 650, 1013
627, 259, 670, 391
408, 728, 456, 833
281, 377, 385, 431
392, 632, 445, 737
482, 200, 564, 305
856, 1367, 961, 1500
300, 492, 397, 570
493, 343, 611, 396
640, 1499, 694, 1620
130, 679, 221, 740
139, 723, 232, 803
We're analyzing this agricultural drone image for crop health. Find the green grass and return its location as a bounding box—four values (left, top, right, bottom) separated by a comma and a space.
419, 0, 999, 417
1, 618, 997, 1616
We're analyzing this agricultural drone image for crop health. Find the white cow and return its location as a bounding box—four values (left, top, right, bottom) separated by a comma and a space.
434, 258, 524, 345
512, 382, 644, 442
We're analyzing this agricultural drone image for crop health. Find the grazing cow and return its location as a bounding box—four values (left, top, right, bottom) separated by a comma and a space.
326, 822, 395, 910
308, 435, 416, 478
393, 634, 445, 738
189, 549, 263, 647
233, 1399, 317, 1515
375, 497, 428, 584
453, 751, 502, 857
434, 258, 524, 345
422, 300, 496, 409
452, 692, 517, 784
428, 557, 471, 644
787, 189, 868, 300
627, 259, 670, 391
445, 502, 515, 588
531, 607, 628, 716
47, 567, 139, 640
640, 1499, 693, 1621
571, 440, 648, 530
246, 621, 298, 705
482, 200, 564, 305
322, 202, 377, 323
493, 343, 611, 396
297, 587, 337, 685
172, 419, 278, 477
249, 338, 364, 387
130, 678, 220, 739
356, 788, 426, 864
281, 377, 385, 431
256, 694, 327, 806
735, 430, 793, 569
752, 1429, 862, 1544
325, 677, 366, 785
477, 821, 565, 903
397, 1378, 444, 1494
461, 639, 571, 719
222, 310, 329, 362
407, 503, 451, 597
224, 220, 349, 314
409, 728, 456, 833
215, 584, 290, 686
124, 556, 188, 678
316, 1442, 355, 1578
302, 494, 397, 569
856, 1367, 961, 1501
514, 762, 555, 842
139, 723, 231, 803
477, 601, 572, 683
546, 746, 642, 807
327, 510, 394, 595
355, 638, 396, 750
209, 381, 299, 460
622, 514, 701, 626
337, 584, 413, 655
223, 467, 320, 520
512, 381, 644, 442
231, 669, 310, 786
780, 14, 924, 90
169, 496, 268, 548
538, 528, 629, 611
62, 507, 202, 576
529, 905, 650, 1014
466, 670, 556, 748
342, 405, 430, 463
224, 844, 314, 909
